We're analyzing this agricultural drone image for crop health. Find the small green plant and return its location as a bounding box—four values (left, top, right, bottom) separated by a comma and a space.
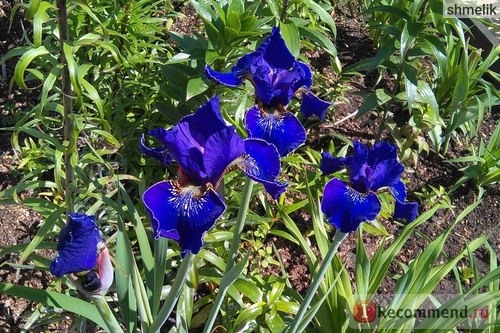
448, 123, 500, 192
351, 0, 499, 158
414, 184, 454, 211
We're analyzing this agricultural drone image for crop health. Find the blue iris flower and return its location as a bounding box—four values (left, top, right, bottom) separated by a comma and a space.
141, 96, 287, 256
320, 141, 419, 233
205, 27, 331, 156
50, 213, 113, 295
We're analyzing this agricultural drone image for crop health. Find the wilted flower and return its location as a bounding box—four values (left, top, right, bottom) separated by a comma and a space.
320, 141, 419, 233
141, 96, 287, 255
50, 213, 113, 295
205, 27, 331, 156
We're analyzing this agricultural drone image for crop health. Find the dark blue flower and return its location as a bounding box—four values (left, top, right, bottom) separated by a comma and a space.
205, 27, 331, 156
50, 213, 113, 295
142, 96, 287, 255
320, 141, 419, 233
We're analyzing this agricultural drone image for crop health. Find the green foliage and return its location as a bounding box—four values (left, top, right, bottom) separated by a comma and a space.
352, 0, 499, 158
447, 123, 500, 190
0, 0, 498, 332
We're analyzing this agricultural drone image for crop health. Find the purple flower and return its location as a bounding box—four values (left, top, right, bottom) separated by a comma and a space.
205, 27, 331, 156
141, 96, 287, 255
50, 213, 113, 295
320, 141, 419, 233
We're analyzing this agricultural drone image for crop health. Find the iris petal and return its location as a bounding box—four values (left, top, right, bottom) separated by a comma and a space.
203, 127, 245, 186
253, 65, 274, 106
320, 151, 349, 175
238, 138, 287, 199
245, 106, 306, 156
204, 65, 244, 87
166, 124, 206, 185
140, 128, 172, 167
368, 141, 398, 167
390, 180, 419, 221
321, 179, 381, 233
261, 27, 296, 70
163, 97, 230, 184
349, 141, 369, 174
179, 96, 229, 147
142, 181, 226, 256
369, 159, 405, 191
301, 91, 331, 120
292, 62, 313, 91
50, 213, 101, 277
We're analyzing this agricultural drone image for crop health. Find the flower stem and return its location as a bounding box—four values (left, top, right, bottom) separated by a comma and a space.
203, 179, 254, 333
287, 230, 347, 333
56, 0, 75, 214
280, 0, 290, 22
149, 252, 195, 333
91, 295, 124, 333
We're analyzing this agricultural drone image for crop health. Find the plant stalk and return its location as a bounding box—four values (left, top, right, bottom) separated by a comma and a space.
203, 179, 254, 333
280, 0, 289, 22
288, 230, 347, 333
91, 295, 124, 333
56, 0, 75, 214
149, 252, 195, 332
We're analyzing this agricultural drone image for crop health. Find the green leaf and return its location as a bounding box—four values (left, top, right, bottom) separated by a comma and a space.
13, 46, 50, 89
403, 61, 418, 111
20, 206, 65, 264
234, 302, 266, 330
367, 5, 411, 21
228, 0, 244, 16
362, 219, 389, 236
115, 207, 138, 333
226, 11, 241, 32
416, 80, 440, 120
0, 282, 108, 330
33, 2, 54, 47
357, 89, 392, 117
186, 77, 209, 101
280, 21, 300, 58
298, 0, 336, 37
63, 43, 82, 98
299, 26, 337, 57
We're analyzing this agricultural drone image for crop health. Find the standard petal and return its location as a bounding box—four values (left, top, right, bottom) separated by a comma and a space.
180, 96, 229, 147
203, 126, 245, 186
205, 65, 244, 87
140, 128, 172, 167
260, 27, 296, 70
390, 180, 419, 221
245, 106, 306, 156
301, 91, 331, 121
252, 65, 274, 106
142, 181, 226, 255
50, 213, 101, 277
165, 124, 206, 185
321, 179, 381, 233
320, 151, 349, 175
369, 159, 404, 191
349, 141, 369, 173
237, 138, 288, 199
268, 64, 310, 106
367, 141, 398, 167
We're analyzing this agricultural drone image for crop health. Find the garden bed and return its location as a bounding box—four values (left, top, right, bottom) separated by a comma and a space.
0, 0, 498, 331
